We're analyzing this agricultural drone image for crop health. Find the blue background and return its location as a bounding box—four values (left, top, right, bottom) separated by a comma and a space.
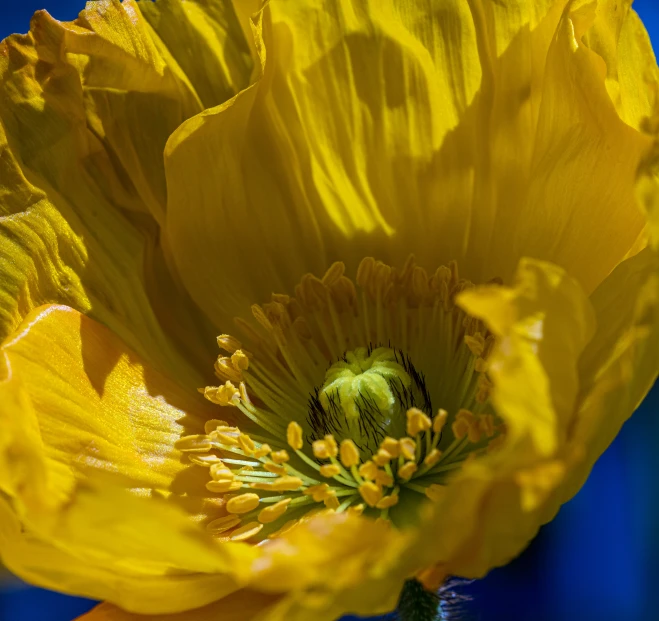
1, 1, 658, 620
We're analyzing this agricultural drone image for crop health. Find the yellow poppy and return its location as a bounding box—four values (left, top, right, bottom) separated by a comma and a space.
1, 0, 658, 620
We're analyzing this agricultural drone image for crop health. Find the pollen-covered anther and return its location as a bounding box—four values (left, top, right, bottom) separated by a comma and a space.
339, 439, 360, 467
373, 448, 394, 466
251, 476, 304, 492
226, 493, 260, 514
319, 464, 341, 478
376, 494, 399, 510
258, 499, 291, 524
399, 437, 416, 461
451, 409, 476, 441
175, 434, 212, 453
406, 408, 432, 437
287, 421, 304, 450
207, 514, 242, 534
380, 437, 400, 458
270, 449, 290, 464
217, 334, 242, 354
202, 381, 241, 407
423, 449, 443, 468
210, 462, 234, 481
312, 436, 338, 459
397, 461, 417, 480
359, 482, 383, 507
358, 460, 379, 481
229, 521, 264, 542
433, 409, 448, 434
206, 480, 242, 493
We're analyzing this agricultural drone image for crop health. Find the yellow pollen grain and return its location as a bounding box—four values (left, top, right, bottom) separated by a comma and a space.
359, 482, 383, 507
406, 408, 432, 437
433, 409, 448, 434
340, 439, 360, 467
230, 521, 264, 542
287, 421, 303, 450
207, 514, 242, 534
206, 480, 242, 493
397, 461, 417, 480
425, 484, 446, 502
423, 449, 443, 468
258, 498, 291, 524
226, 493, 261, 514
270, 449, 290, 464
399, 437, 416, 461
320, 464, 341, 478
376, 494, 399, 509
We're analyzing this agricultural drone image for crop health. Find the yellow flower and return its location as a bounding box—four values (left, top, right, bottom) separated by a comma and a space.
1, 0, 658, 620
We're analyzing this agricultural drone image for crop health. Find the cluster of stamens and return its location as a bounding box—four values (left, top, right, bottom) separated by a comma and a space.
177, 257, 505, 542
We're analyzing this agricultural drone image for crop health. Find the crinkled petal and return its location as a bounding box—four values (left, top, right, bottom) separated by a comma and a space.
165, 0, 651, 331
0, 304, 260, 611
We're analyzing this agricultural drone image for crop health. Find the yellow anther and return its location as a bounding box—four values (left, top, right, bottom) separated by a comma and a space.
340, 439, 360, 467
425, 484, 446, 502
380, 437, 400, 458
206, 381, 241, 407
188, 453, 223, 466
312, 439, 332, 459
468, 420, 482, 444
270, 449, 290, 464
376, 494, 399, 509
373, 448, 393, 466
264, 462, 287, 475
254, 476, 304, 492
358, 460, 379, 481
230, 521, 263, 542
231, 350, 250, 371
303, 483, 331, 502
347, 503, 365, 516
423, 449, 443, 468
324, 434, 339, 457
175, 434, 212, 453
207, 514, 242, 534
464, 333, 485, 357
217, 334, 242, 353
287, 421, 303, 450
210, 463, 234, 481
324, 492, 340, 510
206, 480, 242, 493
433, 409, 448, 434
406, 408, 432, 437
254, 444, 271, 458
359, 482, 383, 507
214, 356, 242, 382
319, 464, 341, 478
480, 414, 496, 438
397, 461, 418, 480
215, 430, 240, 446
374, 469, 394, 488
399, 437, 416, 461
268, 519, 299, 539
226, 493, 261, 515
258, 498, 291, 524
238, 434, 256, 454
204, 419, 229, 435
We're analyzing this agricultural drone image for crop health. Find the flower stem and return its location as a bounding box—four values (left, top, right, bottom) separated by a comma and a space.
396, 579, 441, 621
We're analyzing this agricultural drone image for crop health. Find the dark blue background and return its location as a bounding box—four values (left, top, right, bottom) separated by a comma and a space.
1, 2, 658, 620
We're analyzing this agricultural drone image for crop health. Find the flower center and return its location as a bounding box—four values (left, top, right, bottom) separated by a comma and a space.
309, 346, 429, 455
177, 257, 505, 542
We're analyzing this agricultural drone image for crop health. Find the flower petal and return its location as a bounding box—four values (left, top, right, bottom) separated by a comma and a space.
0, 492, 247, 615
0, 0, 251, 383
165, 0, 651, 331
458, 257, 595, 455
76, 590, 281, 621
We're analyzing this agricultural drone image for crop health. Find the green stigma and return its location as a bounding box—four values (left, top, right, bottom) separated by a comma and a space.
319, 346, 411, 426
